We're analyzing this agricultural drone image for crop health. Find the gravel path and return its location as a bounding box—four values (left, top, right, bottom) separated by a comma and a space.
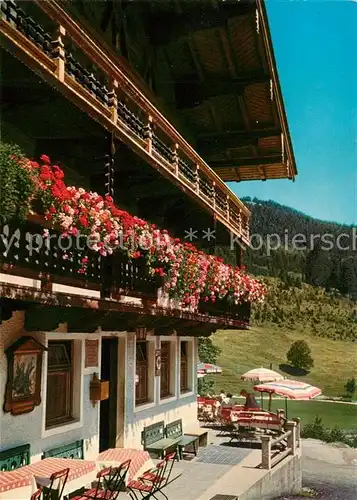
276, 439, 357, 499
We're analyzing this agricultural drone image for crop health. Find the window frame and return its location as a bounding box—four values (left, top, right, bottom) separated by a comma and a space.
160, 341, 171, 399
135, 341, 149, 406
180, 341, 189, 393
45, 341, 74, 429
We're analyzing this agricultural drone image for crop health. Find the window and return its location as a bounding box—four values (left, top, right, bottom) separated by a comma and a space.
135, 342, 148, 405
46, 341, 73, 428
180, 342, 188, 393
160, 342, 171, 398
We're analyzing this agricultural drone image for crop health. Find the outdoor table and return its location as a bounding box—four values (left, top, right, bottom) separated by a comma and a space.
96, 448, 154, 482
0, 470, 34, 500
33, 458, 96, 495
2, 457, 97, 498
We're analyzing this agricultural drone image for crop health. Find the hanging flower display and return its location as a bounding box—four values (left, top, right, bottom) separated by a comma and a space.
4, 149, 266, 310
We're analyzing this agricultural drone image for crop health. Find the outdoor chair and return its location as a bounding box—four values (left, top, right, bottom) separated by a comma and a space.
30, 487, 43, 500
127, 451, 177, 500
41, 467, 69, 500
71, 460, 131, 500
138, 451, 176, 488
217, 406, 235, 436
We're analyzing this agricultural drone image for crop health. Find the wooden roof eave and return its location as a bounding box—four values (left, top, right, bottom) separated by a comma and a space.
256, 0, 297, 180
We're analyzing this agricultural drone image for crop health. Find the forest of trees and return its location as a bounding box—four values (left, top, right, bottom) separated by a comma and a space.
241, 198, 357, 298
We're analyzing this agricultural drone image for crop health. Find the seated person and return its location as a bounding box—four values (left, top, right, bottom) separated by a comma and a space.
221, 392, 233, 406
219, 389, 226, 402
240, 389, 260, 410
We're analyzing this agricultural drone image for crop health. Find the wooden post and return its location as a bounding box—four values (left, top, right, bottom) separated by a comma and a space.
52, 25, 66, 82
235, 244, 243, 268
108, 79, 118, 124
145, 115, 153, 155
212, 181, 216, 210
261, 435, 271, 470
226, 196, 230, 222
195, 164, 200, 193
172, 143, 179, 176
293, 417, 301, 448
286, 421, 297, 455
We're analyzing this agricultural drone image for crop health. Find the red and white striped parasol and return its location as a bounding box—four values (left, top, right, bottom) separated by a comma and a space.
197, 362, 222, 375
253, 379, 322, 400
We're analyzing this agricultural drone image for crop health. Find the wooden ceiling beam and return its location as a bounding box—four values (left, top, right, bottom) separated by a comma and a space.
187, 37, 205, 82
198, 129, 280, 154
198, 128, 281, 141
209, 155, 283, 168
218, 27, 238, 79
175, 73, 269, 109
148, 2, 254, 45
237, 94, 251, 131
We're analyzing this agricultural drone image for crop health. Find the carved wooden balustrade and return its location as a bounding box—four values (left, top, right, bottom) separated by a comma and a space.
0, 217, 251, 325
0, 0, 251, 245
199, 297, 251, 324
0, 217, 158, 299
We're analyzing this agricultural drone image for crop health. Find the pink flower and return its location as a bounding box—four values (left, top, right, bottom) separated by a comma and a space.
40, 154, 51, 164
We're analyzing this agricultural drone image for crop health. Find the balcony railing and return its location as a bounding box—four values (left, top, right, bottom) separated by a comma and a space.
199, 298, 251, 324
0, 0, 250, 245
0, 217, 251, 326
0, 217, 158, 299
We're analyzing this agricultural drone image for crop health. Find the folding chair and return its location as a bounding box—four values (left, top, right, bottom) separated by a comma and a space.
72, 460, 131, 500
127, 452, 176, 500
41, 468, 69, 500
30, 487, 43, 500
134, 452, 177, 500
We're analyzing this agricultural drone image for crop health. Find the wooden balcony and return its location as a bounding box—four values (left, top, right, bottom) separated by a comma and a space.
0, 0, 251, 245
0, 218, 250, 329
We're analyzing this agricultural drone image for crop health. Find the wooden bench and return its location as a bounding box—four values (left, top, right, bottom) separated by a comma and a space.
184, 427, 209, 447
42, 440, 84, 459
0, 444, 30, 471
142, 421, 179, 460
165, 419, 198, 460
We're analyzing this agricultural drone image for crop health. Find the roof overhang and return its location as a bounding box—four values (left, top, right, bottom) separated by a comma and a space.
148, 0, 297, 182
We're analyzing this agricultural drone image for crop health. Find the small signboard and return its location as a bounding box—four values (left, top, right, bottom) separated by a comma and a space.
155, 349, 161, 376
85, 339, 99, 368
136, 327, 147, 341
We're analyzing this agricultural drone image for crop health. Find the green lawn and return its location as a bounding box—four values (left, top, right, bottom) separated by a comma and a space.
265, 400, 356, 429
227, 398, 356, 429
209, 326, 357, 398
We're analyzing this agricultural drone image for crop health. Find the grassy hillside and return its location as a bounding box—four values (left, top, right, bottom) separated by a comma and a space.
208, 277, 357, 397
210, 326, 356, 397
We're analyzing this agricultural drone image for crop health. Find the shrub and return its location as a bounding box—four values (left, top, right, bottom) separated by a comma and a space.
344, 377, 356, 397
301, 416, 357, 447
326, 427, 346, 443
301, 416, 327, 441
0, 143, 36, 223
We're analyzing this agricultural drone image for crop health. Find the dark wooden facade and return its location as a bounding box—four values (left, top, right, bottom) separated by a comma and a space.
65, 0, 297, 183
0, 0, 293, 332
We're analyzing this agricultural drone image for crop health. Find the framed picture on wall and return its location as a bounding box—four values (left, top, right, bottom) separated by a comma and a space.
3, 336, 47, 415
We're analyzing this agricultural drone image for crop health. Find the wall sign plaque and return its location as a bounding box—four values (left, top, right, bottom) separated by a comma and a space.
155, 349, 161, 376
4, 336, 47, 415
85, 339, 99, 368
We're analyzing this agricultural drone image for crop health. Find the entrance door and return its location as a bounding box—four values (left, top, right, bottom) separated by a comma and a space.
99, 338, 118, 452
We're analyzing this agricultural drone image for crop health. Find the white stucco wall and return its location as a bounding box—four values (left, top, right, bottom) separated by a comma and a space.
123, 333, 198, 449
0, 312, 200, 457
0, 312, 99, 461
